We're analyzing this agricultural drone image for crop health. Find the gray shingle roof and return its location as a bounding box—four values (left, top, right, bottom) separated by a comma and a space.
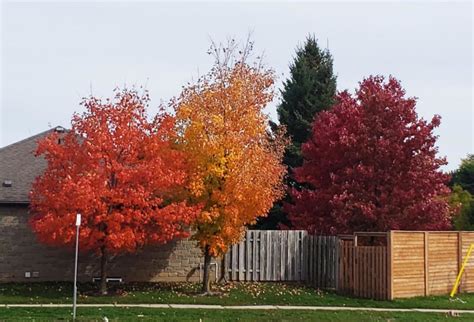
0, 127, 66, 204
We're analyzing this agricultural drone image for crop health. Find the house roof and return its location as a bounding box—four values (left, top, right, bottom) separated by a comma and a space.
0, 126, 66, 204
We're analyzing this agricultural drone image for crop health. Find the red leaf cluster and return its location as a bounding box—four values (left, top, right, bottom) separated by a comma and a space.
30, 89, 199, 254
287, 76, 453, 234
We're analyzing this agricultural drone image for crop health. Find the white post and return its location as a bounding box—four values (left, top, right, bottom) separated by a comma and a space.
73, 213, 81, 320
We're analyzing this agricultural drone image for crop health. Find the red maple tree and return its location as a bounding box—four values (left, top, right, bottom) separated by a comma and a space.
30, 89, 199, 294
287, 76, 454, 234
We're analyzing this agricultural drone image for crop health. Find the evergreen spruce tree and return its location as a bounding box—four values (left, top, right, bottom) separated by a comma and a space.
256, 35, 337, 229
279, 36, 337, 168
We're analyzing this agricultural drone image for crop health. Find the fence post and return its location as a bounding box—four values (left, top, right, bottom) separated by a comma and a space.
424, 231, 429, 296
458, 231, 463, 293
387, 230, 393, 300
335, 237, 339, 291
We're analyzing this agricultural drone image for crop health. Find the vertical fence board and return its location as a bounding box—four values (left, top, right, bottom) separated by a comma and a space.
295, 231, 300, 280
359, 247, 362, 298
370, 248, 374, 299
280, 231, 286, 280
368, 248, 372, 298
304, 233, 308, 281
231, 244, 237, 280
320, 236, 324, 287
335, 237, 340, 290
227, 248, 231, 281
324, 238, 328, 288
245, 231, 251, 280
458, 232, 463, 292
288, 231, 293, 280
314, 236, 318, 285
274, 232, 279, 281
309, 236, 314, 284
328, 237, 333, 288
259, 231, 265, 281
238, 238, 245, 281
266, 232, 272, 281
252, 231, 258, 281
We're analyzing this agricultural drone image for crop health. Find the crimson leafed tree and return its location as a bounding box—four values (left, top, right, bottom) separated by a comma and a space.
30, 89, 199, 294
287, 76, 454, 234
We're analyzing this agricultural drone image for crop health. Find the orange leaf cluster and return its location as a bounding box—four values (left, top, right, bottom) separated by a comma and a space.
174, 47, 287, 257
30, 89, 199, 254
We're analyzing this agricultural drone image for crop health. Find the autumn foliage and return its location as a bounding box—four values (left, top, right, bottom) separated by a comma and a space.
174, 42, 287, 292
287, 76, 453, 234
30, 89, 198, 294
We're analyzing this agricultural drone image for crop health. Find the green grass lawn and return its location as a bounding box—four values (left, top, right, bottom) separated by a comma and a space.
1, 281, 474, 310
0, 307, 470, 321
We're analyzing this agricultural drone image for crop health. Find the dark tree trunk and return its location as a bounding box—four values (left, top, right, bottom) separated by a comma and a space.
201, 245, 212, 294
99, 246, 108, 295
218, 253, 227, 284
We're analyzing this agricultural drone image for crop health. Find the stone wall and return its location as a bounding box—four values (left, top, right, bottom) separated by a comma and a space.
0, 204, 217, 283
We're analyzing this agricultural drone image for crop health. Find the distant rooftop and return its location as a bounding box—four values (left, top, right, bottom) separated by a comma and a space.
0, 126, 66, 204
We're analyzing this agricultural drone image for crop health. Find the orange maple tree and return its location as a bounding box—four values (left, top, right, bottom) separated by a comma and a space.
30, 89, 199, 294
174, 41, 287, 293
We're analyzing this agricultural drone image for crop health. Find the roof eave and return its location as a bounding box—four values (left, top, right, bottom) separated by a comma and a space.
0, 200, 30, 205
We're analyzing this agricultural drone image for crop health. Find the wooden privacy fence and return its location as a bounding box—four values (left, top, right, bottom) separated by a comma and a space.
338, 230, 474, 300
222, 230, 338, 288
222, 230, 474, 300
223, 230, 305, 281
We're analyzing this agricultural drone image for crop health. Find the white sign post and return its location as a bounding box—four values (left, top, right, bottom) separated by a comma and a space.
73, 213, 81, 320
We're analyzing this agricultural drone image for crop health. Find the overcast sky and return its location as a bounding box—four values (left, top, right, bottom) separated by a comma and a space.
1, 1, 472, 171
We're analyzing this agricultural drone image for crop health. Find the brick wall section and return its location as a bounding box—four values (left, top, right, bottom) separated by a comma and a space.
0, 204, 218, 283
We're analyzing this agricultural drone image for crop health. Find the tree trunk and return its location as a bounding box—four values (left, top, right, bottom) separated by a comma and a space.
201, 245, 212, 294
99, 246, 108, 295
218, 253, 227, 284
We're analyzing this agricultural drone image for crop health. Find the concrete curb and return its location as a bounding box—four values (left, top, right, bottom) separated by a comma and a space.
2, 304, 474, 314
